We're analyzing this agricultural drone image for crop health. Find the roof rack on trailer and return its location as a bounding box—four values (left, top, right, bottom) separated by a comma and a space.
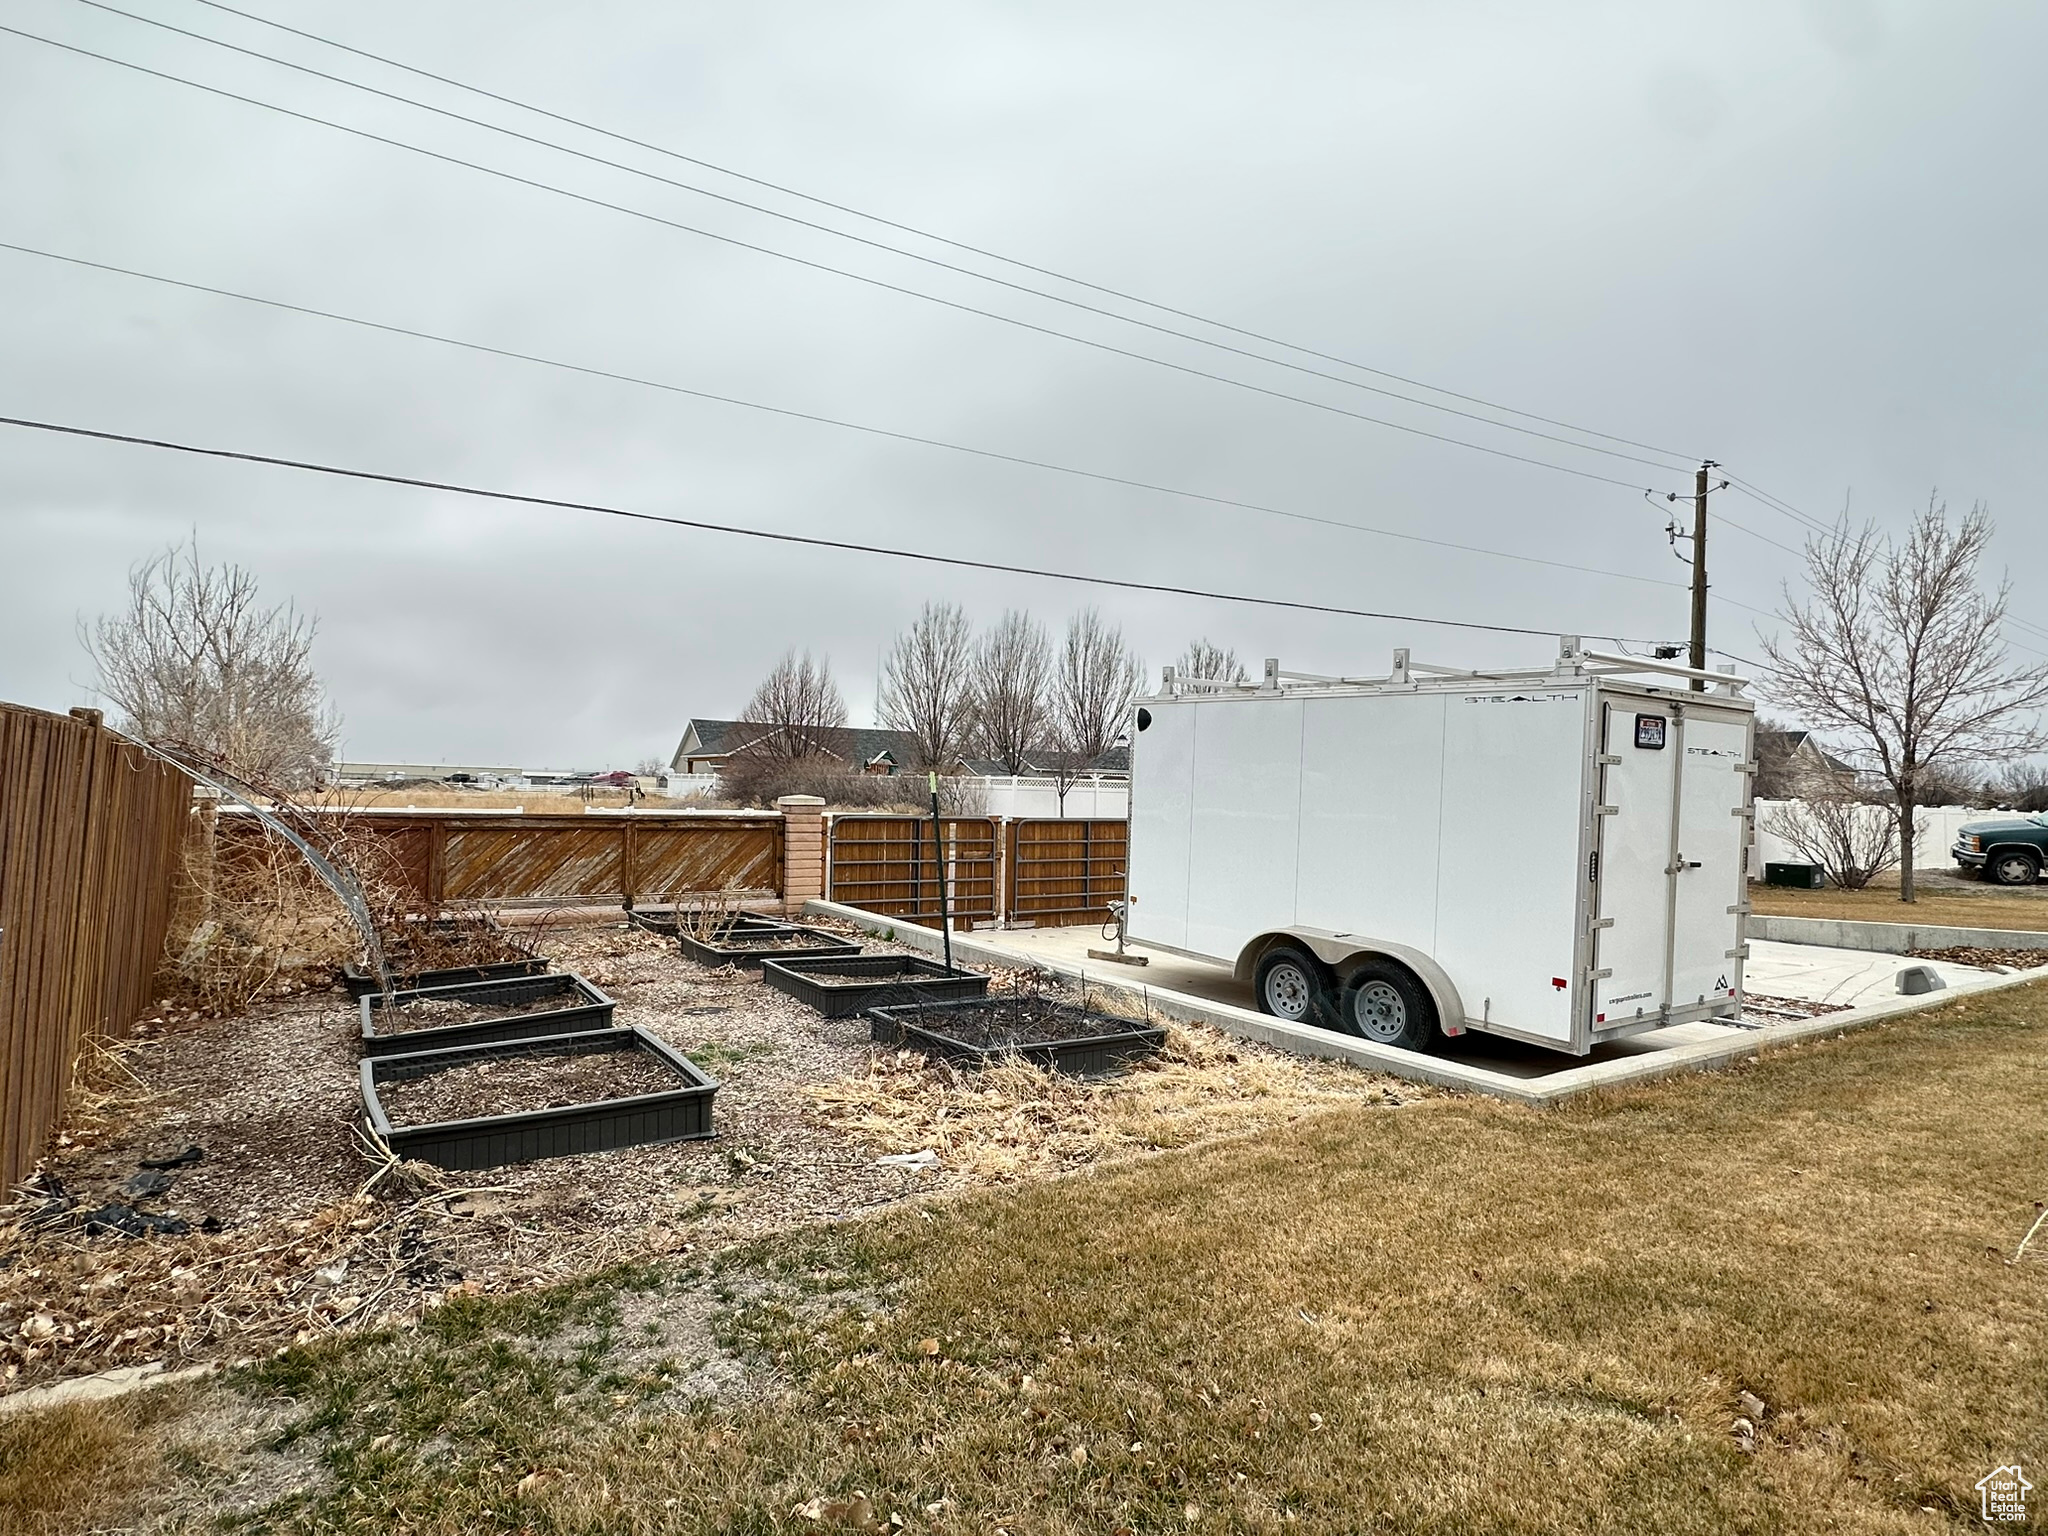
1154, 636, 1750, 700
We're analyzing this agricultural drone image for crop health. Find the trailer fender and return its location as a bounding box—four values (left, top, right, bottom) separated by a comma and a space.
1234, 928, 1469, 1036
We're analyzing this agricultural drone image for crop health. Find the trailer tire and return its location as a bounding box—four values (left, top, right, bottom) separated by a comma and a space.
1340, 960, 1438, 1051
1254, 946, 1334, 1028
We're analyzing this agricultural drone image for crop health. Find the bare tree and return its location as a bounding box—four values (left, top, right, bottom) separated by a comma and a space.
1175, 638, 1248, 685
1053, 610, 1144, 763
1761, 763, 1899, 890
82, 538, 337, 788
877, 602, 975, 769
1038, 611, 1142, 815
1989, 761, 2048, 813
1762, 497, 2048, 901
970, 610, 1052, 775
734, 650, 846, 763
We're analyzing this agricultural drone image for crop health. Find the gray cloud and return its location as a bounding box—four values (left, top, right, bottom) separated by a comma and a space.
3, 0, 2043, 767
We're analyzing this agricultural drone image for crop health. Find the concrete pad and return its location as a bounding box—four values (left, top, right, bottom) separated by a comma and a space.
1745, 938, 1993, 1008
808, 901, 2048, 1105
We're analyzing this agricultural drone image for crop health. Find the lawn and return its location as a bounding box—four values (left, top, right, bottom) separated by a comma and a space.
1749, 878, 2048, 930
7, 982, 2045, 1535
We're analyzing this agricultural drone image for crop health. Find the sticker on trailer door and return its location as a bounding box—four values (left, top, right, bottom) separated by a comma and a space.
1633, 714, 1667, 749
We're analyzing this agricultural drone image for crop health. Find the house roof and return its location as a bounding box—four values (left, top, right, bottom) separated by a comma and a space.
670, 719, 921, 770
1757, 729, 1857, 777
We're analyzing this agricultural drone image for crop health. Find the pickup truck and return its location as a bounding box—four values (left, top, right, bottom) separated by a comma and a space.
1953, 815, 2048, 885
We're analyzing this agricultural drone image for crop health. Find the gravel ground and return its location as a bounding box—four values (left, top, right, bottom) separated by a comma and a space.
0, 915, 1409, 1390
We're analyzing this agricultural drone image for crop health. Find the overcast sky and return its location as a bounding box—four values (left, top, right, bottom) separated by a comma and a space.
3, 0, 2043, 769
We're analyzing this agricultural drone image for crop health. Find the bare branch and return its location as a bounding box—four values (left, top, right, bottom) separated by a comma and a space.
877, 602, 974, 769
1762, 494, 2048, 900
81, 536, 338, 788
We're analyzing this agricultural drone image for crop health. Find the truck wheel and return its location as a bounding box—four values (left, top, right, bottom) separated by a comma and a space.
1254, 946, 1332, 1026
1340, 961, 1438, 1051
1989, 849, 2040, 886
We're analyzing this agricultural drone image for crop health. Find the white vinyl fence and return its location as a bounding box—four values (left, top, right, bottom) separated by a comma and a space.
973, 775, 1130, 819
1750, 799, 2011, 876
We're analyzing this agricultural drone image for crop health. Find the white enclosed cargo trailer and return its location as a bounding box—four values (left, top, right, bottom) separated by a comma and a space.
1124, 639, 1756, 1055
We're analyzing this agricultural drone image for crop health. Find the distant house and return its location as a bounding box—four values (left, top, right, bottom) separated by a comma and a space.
946, 744, 1130, 780
1754, 729, 1857, 798
667, 719, 921, 777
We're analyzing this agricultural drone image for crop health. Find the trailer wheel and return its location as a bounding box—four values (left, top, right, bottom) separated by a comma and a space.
1989, 848, 2040, 886
1340, 961, 1438, 1051
1254, 946, 1332, 1026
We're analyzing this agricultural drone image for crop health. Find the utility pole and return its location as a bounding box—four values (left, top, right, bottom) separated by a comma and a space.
1688, 460, 1716, 691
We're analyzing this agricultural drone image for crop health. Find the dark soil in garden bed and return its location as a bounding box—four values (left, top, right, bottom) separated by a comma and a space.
374, 1049, 683, 1124
378, 990, 583, 1032
915, 998, 1138, 1049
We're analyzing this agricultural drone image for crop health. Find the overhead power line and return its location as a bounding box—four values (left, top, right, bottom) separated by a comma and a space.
174, 0, 1701, 469
2, 20, 1691, 499
0, 413, 1686, 645
69, 0, 1694, 478
0, 238, 1696, 597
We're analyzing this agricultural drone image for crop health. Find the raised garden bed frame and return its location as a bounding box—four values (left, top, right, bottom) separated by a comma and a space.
359, 971, 616, 1058
678, 922, 864, 971
340, 953, 547, 1002
626, 907, 788, 938
870, 997, 1168, 1076
760, 952, 989, 1019
361, 1026, 718, 1170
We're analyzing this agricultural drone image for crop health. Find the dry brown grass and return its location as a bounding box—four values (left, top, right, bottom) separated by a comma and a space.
51, 975, 2037, 1534
299, 788, 641, 811
805, 1020, 1411, 1181
1751, 879, 2048, 929
0, 1386, 194, 1535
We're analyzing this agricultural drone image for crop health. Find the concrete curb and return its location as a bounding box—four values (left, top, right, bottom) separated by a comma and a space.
807, 900, 2048, 1107
1748, 914, 2048, 953
0, 1361, 216, 1418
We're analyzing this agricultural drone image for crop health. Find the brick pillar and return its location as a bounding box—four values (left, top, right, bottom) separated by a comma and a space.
776, 795, 826, 916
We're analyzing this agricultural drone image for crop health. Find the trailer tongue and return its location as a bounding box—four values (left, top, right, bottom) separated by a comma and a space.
1124, 638, 1755, 1056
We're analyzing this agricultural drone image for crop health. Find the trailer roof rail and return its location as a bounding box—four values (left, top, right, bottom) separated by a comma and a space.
1149, 639, 1748, 699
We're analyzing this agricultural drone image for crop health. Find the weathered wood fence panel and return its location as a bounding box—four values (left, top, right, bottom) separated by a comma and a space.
1006, 819, 1129, 928
825, 815, 999, 927
0, 704, 191, 1193
219, 812, 784, 908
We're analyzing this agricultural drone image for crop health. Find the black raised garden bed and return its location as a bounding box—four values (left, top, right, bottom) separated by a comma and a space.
340, 952, 547, 1002
361, 1026, 718, 1170
627, 907, 787, 938
679, 921, 864, 971
870, 997, 1168, 1075
761, 952, 989, 1019
359, 971, 616, 1058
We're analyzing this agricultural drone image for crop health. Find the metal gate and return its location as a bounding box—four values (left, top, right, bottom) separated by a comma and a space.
1006, 818, 1128, 927
825, 815, 999, 927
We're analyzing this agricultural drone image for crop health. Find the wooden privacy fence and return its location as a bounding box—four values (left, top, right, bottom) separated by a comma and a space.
824, 814, 1126, 929
217, 810, 783, 908
1006, 818, 1129, 928
0, 705, 192, 1193
824, 815, 1001, 927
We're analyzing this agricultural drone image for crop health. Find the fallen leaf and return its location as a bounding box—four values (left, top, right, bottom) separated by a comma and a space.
1069, 1443, 1089, 1467
917, 1337, 941, 1356
515, 1470, 557, 1499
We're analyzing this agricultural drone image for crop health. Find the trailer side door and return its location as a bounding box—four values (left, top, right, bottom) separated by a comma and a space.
1668, 708, 1751, 1010
1589, 701, 1677, 1027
